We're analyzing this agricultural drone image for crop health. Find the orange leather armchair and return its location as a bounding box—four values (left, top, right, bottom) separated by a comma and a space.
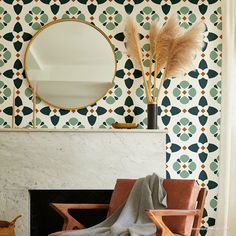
50, 179, 207, 236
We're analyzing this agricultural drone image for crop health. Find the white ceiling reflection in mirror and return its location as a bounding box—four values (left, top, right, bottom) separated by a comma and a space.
24, 19, 116, 109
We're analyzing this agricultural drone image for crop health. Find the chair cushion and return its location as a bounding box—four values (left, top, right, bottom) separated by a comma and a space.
163, 179, 200, 236
107, 179, 136, 217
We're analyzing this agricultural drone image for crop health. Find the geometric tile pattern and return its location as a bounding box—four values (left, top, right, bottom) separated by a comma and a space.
0, 1, 221, 235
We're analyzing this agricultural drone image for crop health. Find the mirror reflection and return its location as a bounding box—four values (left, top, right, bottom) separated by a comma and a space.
25, 19, 116, 109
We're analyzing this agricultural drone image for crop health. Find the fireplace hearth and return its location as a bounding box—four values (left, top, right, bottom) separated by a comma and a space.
30, 190, 113, 236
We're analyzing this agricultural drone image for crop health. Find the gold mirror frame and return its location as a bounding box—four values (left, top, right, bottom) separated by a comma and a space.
24, 19, 117, 110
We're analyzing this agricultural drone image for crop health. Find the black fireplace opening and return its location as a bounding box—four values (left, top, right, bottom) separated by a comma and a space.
29, 190, 113, 236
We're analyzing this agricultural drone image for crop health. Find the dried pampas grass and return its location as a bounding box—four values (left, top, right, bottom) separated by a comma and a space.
154, 15, 182, 76
165, 22, 205, 79
124, 16, 142, 66
155, 21, 205, 103
124, 16, 152, 103
124, 15, 204, 104
153, 15, 182, 100
148, 21, 160, 91
149, 21, 160, 58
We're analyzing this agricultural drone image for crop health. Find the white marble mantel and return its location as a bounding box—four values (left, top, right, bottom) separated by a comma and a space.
0, 129, 166, 236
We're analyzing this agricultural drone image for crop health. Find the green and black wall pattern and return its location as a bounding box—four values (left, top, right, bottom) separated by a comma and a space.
0, 0, 221, 235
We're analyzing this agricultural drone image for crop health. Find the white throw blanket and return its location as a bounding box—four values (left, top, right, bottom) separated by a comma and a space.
56, 174, 167, 236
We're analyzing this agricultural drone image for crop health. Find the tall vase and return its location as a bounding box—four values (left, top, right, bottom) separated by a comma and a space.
147, 103, 158, 129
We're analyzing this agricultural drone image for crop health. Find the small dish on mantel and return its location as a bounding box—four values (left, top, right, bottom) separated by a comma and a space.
112, 122, 139, 129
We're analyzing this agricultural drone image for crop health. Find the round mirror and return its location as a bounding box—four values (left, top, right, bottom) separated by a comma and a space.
24, 19, 116, 109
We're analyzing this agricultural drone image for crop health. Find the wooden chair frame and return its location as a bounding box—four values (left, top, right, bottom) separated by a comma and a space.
50, 203, 110, 230
146, 188, 207, 236
50, 185, 207, 236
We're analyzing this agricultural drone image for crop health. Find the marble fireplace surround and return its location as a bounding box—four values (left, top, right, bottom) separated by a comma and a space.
0, 129, 166, 236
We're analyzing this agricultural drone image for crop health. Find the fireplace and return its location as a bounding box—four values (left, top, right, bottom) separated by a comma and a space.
0, 129, 166, 236
29, 190, 113, 236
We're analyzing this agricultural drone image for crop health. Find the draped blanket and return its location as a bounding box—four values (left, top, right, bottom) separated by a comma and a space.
59, 174, 167, 236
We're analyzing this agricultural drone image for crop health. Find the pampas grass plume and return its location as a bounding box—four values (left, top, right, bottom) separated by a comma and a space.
165, 21, 205, 78
123, 15, 204, 105
124, 16, 152, 103
154, 15, 182, 74
149, 21, 160, 58
124, 16, 142, 66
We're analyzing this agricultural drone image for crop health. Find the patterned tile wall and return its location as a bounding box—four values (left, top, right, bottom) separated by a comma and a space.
0, 0, 221, 235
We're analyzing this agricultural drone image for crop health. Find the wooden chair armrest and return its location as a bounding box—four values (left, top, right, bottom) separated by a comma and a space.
146, 209, 201, 217
145, 209, 201, 236
50, 203, 109, 231
51, 203, 109, 210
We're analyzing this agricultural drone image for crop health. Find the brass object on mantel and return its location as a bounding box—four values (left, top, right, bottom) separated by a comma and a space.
112, 122, 138, 129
